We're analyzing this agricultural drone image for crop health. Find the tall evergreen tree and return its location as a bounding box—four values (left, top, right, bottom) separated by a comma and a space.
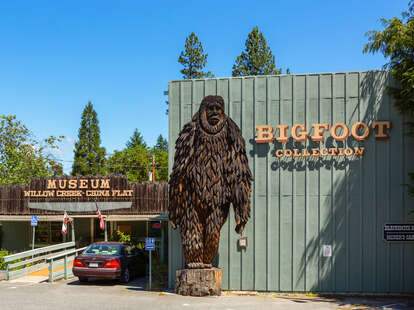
178, 32, 214, 79
72, 102, 106, 176
126, 129, 147, 149
154, 134, 168, 152
232, 26, 282, 76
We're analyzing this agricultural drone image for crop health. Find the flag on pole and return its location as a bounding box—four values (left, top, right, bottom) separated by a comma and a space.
95, 202, 105, 230
61, 211, 70, 234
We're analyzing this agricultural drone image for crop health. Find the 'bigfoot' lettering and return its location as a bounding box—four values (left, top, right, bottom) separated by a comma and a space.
169, 95, 252, 269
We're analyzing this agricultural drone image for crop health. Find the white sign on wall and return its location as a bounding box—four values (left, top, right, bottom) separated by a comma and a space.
323, 245, 332, 257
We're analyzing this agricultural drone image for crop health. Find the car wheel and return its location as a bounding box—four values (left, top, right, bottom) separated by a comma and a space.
121, 267, 130, 283
78, 277, 88, 283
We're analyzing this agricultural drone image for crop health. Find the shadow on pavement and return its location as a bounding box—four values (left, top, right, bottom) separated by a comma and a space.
271, 294, 414, 309
66, 276, 147, 290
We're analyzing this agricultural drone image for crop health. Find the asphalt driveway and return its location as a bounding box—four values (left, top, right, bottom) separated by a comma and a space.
0, 277, 413, 309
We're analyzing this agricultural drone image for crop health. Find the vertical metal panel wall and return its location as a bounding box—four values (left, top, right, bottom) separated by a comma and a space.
168, 71, 414, 292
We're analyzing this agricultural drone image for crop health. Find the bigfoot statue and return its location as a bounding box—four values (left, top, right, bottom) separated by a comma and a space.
169, 95, 252, 269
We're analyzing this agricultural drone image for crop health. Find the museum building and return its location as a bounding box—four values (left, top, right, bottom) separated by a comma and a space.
167, 71, 414, 293
0, 176, 168, 263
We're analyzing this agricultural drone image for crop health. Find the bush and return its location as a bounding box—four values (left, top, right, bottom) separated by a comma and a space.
114, 230, 131, 243
0, 248, 11, 270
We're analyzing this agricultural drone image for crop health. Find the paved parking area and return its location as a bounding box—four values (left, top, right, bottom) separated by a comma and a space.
0, 277, 413, 309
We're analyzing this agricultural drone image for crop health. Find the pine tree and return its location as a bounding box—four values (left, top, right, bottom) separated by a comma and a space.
126, 129, 147, 149
178, 32, 214, 79
232, 27, 282, 76
72, 102, 106, 176
154, 134, 168, 152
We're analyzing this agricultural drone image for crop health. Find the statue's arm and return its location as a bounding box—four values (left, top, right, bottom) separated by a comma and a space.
227, 119, 253, 234
168, 121, 196, 229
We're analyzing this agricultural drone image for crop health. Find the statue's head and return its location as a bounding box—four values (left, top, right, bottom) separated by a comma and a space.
199, 95, 226, 134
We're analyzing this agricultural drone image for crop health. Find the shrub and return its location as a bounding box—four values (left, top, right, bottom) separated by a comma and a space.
115, 230, 131, 243
0, 248, 11, 270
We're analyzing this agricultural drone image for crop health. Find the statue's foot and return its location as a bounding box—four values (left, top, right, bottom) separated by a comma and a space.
187, 262, 204, 269
186, 262, 213, 269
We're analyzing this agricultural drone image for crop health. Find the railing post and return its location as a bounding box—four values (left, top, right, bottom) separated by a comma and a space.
104, 220, 107, 242
6, 263, 9, 281
49, 259, 54, 283
72, 221, 75, 243
64, 255, 68, 280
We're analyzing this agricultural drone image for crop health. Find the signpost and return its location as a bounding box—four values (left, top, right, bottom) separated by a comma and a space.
31, 216, 38, 255
383, 223, 414, 242
145, 237, 155, 290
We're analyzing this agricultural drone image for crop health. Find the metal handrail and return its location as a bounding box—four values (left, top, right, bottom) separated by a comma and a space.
4, 242, 75, 262
4, 242, 76, 281
47, 246, 87, 283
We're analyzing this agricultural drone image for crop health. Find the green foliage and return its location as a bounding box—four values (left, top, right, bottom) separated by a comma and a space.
364, 1, 414, 198
154, 135, 168, 152
106, 145, 151, 182
0, 115, 63, 184
115, 230, 131, 243
232, 26, 282, 77
363, 1, 414, 117
178, 32, 214, 79
126, 129, 147, 149
0, 248, 11, 270
72, 102, 106, 176
151, 135, 168, 181
153, 149, 168, 181
107, 131, 168, 183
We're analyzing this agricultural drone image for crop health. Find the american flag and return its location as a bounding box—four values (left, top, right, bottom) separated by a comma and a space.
61, 210, 70, 234
95, 202, 105, 230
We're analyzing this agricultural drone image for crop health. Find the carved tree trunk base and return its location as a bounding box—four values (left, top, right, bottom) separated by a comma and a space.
175, 268, 222, 296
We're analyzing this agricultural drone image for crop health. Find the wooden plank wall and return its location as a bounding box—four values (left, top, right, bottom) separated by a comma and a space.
0, 178, 168, 215
168, 71, 414, 293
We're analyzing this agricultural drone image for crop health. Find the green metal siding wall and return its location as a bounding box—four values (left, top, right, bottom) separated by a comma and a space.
168, 71, 414, 292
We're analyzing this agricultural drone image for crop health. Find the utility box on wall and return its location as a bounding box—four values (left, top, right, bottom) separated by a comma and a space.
168, 71, 414, 293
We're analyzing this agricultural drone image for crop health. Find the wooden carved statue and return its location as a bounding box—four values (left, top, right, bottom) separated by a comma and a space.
169, 95, 253, 269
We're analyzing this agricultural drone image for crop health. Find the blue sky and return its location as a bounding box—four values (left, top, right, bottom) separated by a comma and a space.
0, 0, 408, 173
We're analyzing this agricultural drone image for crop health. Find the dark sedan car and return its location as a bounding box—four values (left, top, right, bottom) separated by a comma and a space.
73, 242, 147, 283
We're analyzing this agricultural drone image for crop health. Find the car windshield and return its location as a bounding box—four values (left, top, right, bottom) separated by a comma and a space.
83, 244, 121, 256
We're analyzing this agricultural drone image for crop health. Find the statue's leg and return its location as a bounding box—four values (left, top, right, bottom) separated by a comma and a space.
202, 224, 220, 268
180, 207, 204, 269
202, 204, 230, 267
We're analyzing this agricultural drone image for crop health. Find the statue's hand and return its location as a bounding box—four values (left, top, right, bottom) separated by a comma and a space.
235, 222, 246, 234
169, 221, 177, 230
